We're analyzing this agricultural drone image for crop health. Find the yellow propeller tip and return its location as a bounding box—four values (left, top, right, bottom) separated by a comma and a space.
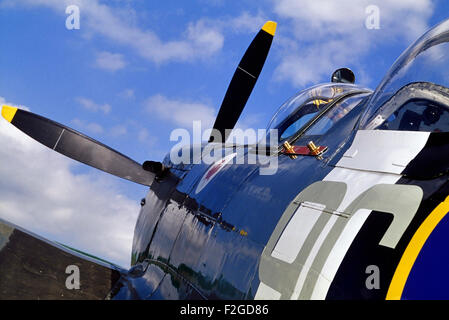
1, 105, 18, 123
262, 21, 277, 36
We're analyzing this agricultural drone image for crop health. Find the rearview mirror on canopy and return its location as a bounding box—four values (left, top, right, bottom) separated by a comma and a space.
331, 68, 355, 84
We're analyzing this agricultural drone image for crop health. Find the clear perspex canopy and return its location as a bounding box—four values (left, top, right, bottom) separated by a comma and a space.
361, 19, 449, 131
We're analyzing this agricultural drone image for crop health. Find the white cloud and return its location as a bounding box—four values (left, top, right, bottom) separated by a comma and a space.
0, 103, 140, 268
95, 51, 127, 72
228, 11, 268, 34
0, 96, 29, 111
77, 97, 111, 114
144, 94, 216, 129
110, 124, 127, 137
273, 0, 433, 38
118, 89, 135, 100
138, 128, 149, 142
71, 118, 104, 134
186, 20, 224, 57
272, 0, 435, 87
186, 11, 268, 37
137, 128, 158, 149
5, 0, 225, 64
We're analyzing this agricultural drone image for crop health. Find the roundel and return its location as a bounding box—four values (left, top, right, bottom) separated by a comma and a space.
195, 153, 237, 194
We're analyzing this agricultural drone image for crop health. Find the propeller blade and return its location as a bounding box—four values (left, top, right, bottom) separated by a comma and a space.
209, 21, 277, 143
1, 105, 155, 186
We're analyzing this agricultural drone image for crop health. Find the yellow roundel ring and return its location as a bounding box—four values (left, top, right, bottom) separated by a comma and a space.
1, 105, 18, 123
386, 195, 449, 300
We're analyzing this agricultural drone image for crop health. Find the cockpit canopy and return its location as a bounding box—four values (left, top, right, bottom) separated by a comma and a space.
266, 18, 449, 146
360, 19, 449, 132
266, 83, 370, 144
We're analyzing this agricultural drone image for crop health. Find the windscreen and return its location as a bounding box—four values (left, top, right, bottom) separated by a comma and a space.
360, 19, 449, 131
267, 83, 365, 143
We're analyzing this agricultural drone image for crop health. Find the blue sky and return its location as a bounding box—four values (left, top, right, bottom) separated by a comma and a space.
1, 0, 449, 267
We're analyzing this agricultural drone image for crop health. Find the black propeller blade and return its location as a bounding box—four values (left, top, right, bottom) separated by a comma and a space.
209, 21, 277, 143
1, 106, 155, 187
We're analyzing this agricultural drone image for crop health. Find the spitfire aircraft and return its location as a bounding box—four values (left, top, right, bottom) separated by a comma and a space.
2, 17, 449, 300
